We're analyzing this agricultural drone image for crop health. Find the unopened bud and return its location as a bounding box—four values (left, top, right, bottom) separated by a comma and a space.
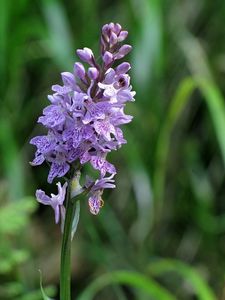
118, 31, 128, 42
74, 62, 86, 80
88, 67, 99, 80
116, 62, 131, 74
103, 51, 114, 66
76, 47, 94, 63
115, 44, 132, 59
109, 32, 118, 45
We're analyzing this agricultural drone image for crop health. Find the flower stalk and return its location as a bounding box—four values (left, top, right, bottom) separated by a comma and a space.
60, 179, 78, 300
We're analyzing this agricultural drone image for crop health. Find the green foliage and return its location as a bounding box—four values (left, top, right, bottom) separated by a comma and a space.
0, 197, 36, 235
0, 197, 36, 274
0, 196, 56, 299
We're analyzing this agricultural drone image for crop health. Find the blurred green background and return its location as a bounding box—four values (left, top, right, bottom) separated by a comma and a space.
0, 0, 225, 299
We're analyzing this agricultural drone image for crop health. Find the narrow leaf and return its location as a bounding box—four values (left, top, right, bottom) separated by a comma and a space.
179, 32, 225, 165
148, 259, 216, 300
153, 77, 196, 212
39, 271, 54, 300
77, 270, 176, 300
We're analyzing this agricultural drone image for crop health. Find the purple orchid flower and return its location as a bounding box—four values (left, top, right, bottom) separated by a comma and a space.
30, 22, 134, 218
86, 175, 116, 215
36, 182, 68, 223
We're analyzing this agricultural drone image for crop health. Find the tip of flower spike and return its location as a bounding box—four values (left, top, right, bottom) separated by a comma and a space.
101, 23, 130, 53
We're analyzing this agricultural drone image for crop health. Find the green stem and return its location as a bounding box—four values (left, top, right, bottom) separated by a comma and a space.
60, 180, 77, 300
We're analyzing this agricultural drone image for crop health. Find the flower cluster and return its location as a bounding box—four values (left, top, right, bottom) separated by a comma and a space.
30, 22, 135, 220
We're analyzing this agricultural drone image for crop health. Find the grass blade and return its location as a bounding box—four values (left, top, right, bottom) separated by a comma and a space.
148, 259, 216, 300
77, 270, 177, 300
179, 32, 225, 166
153, 77, 196, 214
39, 271, 54, 300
